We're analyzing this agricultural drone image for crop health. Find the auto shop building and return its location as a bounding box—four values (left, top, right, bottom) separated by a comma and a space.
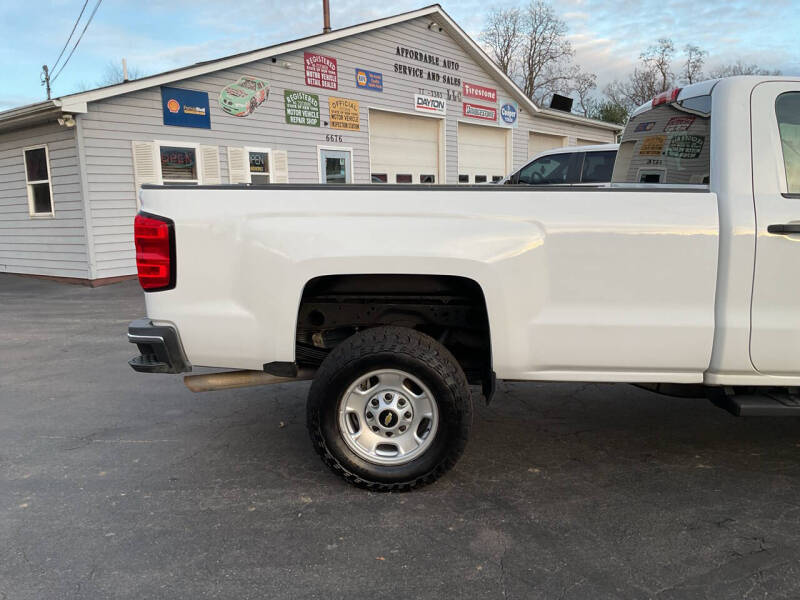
0, 4, 620, 284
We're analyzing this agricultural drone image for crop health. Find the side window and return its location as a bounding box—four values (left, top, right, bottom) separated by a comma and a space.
581, 151, 617, 183
776, 92, 800, 194
518, 153, 575, 185
160, 146, 198, 185
24, 146, 53, 216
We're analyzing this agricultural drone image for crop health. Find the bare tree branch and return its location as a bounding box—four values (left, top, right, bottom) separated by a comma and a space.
480, 7, 522, 78
682, 44, 707, 84
707, 59, 782, 78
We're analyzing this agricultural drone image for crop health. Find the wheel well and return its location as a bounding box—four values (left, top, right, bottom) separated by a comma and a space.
295, 274, 491, 387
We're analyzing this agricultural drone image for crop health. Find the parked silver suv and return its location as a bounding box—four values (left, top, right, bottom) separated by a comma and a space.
503, 143, 619, 186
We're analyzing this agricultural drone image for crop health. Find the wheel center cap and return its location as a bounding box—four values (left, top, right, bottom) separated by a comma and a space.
378, 409, 398, 429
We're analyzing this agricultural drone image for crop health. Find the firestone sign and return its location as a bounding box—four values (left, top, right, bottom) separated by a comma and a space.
463, 102, 497, 121
462, 82, 497, 103
414, 94, 446, 115
304, 52, 338, 90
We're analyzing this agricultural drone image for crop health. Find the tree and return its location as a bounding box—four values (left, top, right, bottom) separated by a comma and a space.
587, 99, 629, 125
602, 38, 676, 113
682, 44, 707, 84
708, 60, 782, 78
480, 7, 522, 77
518, 1, 575, 105
572, 69, 597, 117
97, 60, 144, 86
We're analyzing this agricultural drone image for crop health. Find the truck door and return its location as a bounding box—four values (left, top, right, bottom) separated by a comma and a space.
750, 82, 800, 374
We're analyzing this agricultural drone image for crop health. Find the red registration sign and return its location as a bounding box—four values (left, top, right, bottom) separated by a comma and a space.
304, 52, 338, 90
462, 102, 497, 121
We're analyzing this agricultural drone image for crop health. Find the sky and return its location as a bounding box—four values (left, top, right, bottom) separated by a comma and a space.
1, 0, 798, 111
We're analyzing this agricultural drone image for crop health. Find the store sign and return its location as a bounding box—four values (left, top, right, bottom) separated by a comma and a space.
499, 100, 518, 127
284, 90, 320, 127
304, 52, 338, 90
462, 82, 497, 103
639, 135, 666, 155
355, 68, 382, 91
414, 94, 446, 115
634, 121, 656, 132
462, 102, 496, 121
664, 116, 696, 132
665, 134, 705, 159
249, 152, 268, 173
161, 87, 211, 129
329, 97, 360, 130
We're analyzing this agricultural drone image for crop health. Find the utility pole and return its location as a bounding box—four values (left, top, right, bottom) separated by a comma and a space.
41, 65, 51, 100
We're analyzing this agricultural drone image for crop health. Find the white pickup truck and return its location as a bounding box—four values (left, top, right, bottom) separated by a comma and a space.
129, 77, 800, 490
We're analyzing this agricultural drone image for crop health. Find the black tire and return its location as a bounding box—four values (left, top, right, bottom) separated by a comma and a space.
307, 326, 472, 491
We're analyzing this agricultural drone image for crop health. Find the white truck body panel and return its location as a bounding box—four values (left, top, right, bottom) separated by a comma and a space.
143, 187, 719, 382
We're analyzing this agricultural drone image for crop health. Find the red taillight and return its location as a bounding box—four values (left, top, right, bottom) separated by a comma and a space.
134, 213, 174, 291
652, 87, 682, 107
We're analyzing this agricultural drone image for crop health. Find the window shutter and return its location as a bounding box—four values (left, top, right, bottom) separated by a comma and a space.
131, 141, 160, 193
272, 150, 289, 183
227, 147, 249, 184
199, 145, 221, 185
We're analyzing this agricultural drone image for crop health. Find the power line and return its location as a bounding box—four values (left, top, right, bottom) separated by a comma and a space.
51, 0, 104, 84
51, 0, 90, 74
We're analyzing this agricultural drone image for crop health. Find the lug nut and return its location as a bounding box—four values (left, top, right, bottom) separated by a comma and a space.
385, 431, 392, 437
366, 412, 373, 419
371, 398, 379, 407
372, 426, 379, 432
404, 412, 411, 419
384, 393, 393, 402
398, 398, 406, 407
399, 425, 406, 432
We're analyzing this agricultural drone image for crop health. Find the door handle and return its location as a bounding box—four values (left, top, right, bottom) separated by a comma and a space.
767, 223, 800, 235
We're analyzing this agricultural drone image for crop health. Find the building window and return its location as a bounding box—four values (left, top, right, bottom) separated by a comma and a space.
249, 150, 270, 184
160, 146, 198, 185
420, 174, 435, 184
371, 173, 388, 183
458, 174, 469, 184
24, 146, 53, 216
474, 175, 487, 183
396, 174, 412, 183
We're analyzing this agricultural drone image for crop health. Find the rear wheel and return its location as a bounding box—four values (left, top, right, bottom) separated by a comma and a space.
307, 326, 472, 491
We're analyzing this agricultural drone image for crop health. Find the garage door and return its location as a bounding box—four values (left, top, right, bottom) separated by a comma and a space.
528, 131, 566, 157
369, 110, 440, 184
577, 137, 607, 146
458, 123, 508, 184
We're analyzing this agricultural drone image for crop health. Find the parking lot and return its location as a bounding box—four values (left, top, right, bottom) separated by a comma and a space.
1, 273, 799, 599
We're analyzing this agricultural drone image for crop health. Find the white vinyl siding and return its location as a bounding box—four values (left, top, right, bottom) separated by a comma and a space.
0, 122, 88, 278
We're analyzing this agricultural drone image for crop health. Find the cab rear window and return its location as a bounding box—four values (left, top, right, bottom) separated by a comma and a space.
611, 95, 711, 185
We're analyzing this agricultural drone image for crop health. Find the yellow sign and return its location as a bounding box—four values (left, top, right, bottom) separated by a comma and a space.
329, 97, 360, 131
639, 135, 666, 156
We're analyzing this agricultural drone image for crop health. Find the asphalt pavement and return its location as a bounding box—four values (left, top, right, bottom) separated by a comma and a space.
1, 273, 799, 599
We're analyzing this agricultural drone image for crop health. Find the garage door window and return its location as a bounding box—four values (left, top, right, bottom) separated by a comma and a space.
420, 174, 435, 184
160, 146, 198, 185
776, 92, 800, 193
24, 145, 53, 216
474, 175, 487, 183
396, 174, 412, 183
